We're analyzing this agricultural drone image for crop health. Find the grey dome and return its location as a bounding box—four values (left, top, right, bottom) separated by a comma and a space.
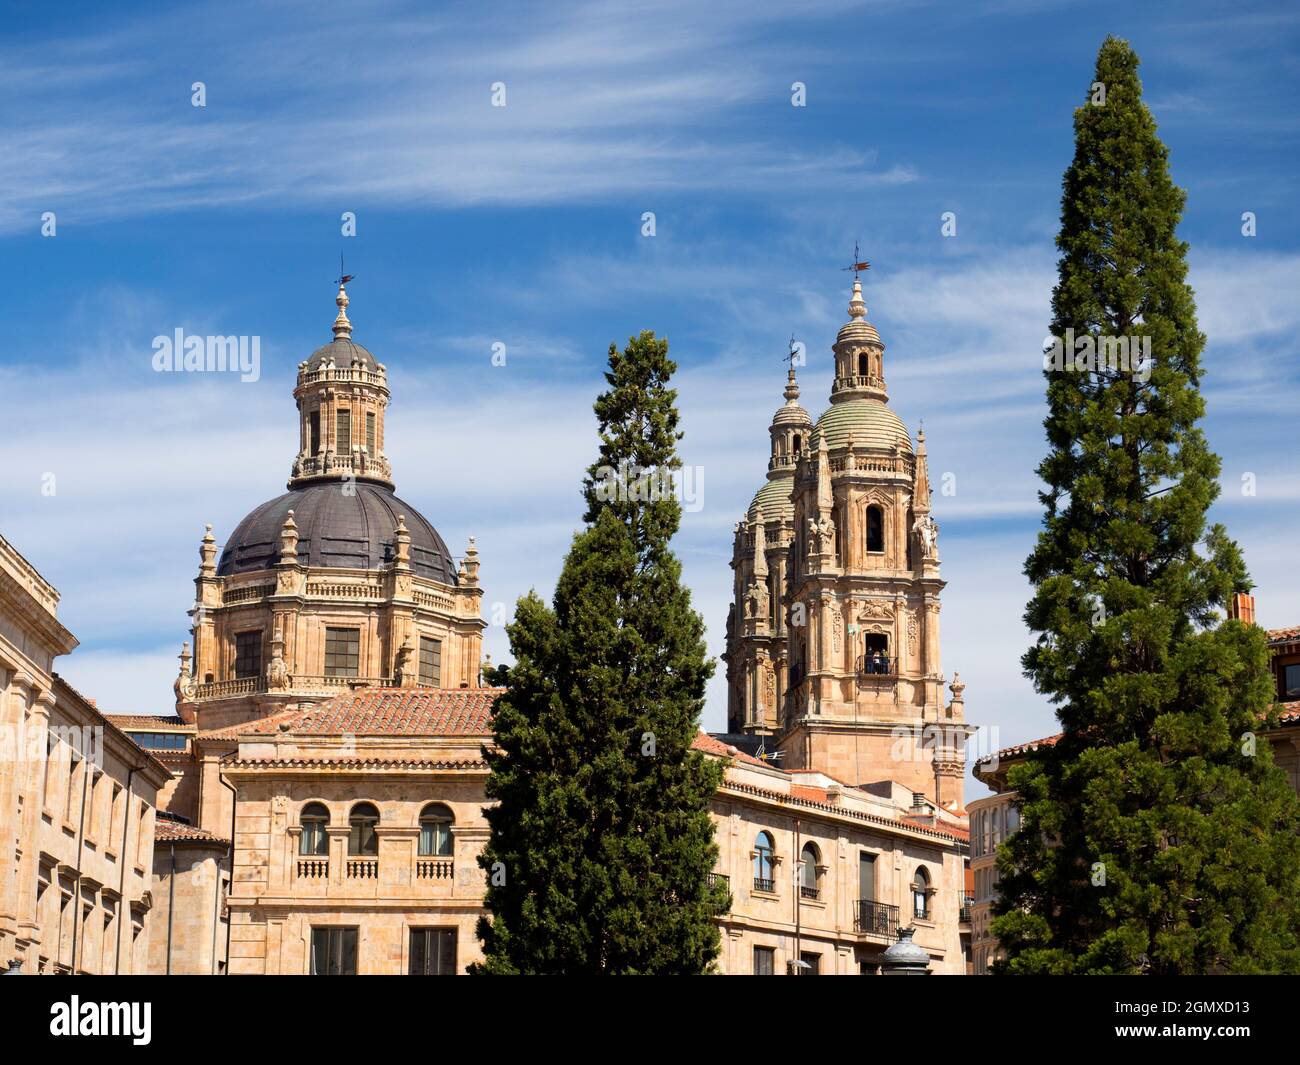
217, 482, 457, 585
305, 337, 379, 372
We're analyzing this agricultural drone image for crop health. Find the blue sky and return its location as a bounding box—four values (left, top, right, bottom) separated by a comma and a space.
3, 0, 1297, 794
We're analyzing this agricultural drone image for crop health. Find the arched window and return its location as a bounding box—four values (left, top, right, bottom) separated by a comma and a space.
912, 866, 932, 919
753, 832, 775, 891
792, 434, 802, 454
857, 353, 869, 376
418, 803, 454, 856
866, 505, 884, 553
348, 802, 379, 856
800, 842, 821, 899
299, 802, 329, 856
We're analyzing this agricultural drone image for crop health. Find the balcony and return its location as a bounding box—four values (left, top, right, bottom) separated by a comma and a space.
857, 655, 897, 679
296, 858, 328, 879
799, 885, 820, 901
959, 895, 974, 924
854, 899, 899, 937
346, 858, 379, 879
753, 877, 775, 894
416, 859, 454, 880
707, 873, 731, 914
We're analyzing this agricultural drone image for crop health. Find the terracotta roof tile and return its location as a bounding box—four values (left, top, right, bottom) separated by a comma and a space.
692, 732, 769, 768
226, 756, 488, 771
199, 688, 504, 740
974, 732, 1063, 771
1267, 626, 1300, 643
154, 819, 229, 846
104, 714, 190, 730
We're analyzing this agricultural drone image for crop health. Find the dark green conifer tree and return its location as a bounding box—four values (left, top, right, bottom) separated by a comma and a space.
473, 331, 726, 974
992, 37, 1300, 975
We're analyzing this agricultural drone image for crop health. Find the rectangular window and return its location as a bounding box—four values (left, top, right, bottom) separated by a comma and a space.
110, 783, 124, 847
44, 733, 58, 809
336, 409, 352, 453
89, 770, 104, 838
310, 927, 358, 975
408, 928, 457, 975
366, 411, 376, 454
859, 852, 876, 902
418, 637, 442, 687
125, 732, 189, 751
753, 946, 775, 976
799, 951, 821, 975
324, 627, 360, 677
67, 751, 82, 823
308, 410, 320, 454
234, 630, 263, 679
1285, 663, 1300, 700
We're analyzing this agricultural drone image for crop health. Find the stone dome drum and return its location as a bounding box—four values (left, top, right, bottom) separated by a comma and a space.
217, 482, 458, 585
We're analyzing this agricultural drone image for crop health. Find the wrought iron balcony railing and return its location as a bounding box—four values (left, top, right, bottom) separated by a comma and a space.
855, 899, 899, 935
857, 655, 897, 678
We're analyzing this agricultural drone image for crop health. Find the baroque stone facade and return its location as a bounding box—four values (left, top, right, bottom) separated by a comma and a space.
0, 534, 169, 974
725, 276, 971, 812
3, 275, 974, 975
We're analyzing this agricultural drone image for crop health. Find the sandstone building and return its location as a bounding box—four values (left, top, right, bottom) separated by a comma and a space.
724, 275, 971, 813
3, 275, 973, 975
0, 534, 169, 974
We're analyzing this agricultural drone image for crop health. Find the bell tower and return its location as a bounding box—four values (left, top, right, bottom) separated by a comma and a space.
773, 268, 970, 812
289, 281, 394, 489
724, 362, 811, 736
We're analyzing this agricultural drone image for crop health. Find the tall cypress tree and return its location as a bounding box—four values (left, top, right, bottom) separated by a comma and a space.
992, 37, 1300, 975
473, 331, 726, 974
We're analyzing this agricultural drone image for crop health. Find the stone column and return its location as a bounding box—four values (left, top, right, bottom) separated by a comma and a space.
15, 685, 52, 962
0, 667, 23, 963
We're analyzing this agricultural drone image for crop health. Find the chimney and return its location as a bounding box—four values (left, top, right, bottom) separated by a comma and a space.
1228, 592, 1257, 626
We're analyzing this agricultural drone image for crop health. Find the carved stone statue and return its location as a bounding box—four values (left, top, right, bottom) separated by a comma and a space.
807, 515, 836, 554
267, 626, 291, 691
394, 634, 417, 688
173, 641, 195, 707
913, 514, 939, 558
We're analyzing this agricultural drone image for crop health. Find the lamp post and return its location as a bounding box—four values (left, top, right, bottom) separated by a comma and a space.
880, 926, 931, 975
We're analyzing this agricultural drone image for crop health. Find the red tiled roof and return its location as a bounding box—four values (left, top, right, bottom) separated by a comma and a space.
901, 815, 970, 842
1267, 626, 1300, 644
978, 703, 1300, 770
200, 688, 503, 740
104, 714, 191, 731
692, 732, 769, 768
225, 756, 488, 771
197, 709, 305, 741
154, 819, 229, 846
974, 732, 1063, 770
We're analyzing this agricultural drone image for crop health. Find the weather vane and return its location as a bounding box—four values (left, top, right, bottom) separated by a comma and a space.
842, 240, 870, 278
335, 253, 355, 287
785, 333, 800, 368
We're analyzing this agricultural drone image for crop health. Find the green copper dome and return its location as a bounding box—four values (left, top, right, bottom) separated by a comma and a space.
811, 400, 912, 453
750, 475, 795, 521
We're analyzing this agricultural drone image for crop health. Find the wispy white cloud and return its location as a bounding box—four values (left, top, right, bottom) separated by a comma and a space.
0, 0, 916, 233
8, 242, 1299, 738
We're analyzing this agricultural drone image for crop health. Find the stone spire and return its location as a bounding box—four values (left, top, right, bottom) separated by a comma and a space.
830, 272, 887, 404
783, 364, 801, 404
768, 359, 812, 477
913, 426, 932, 514
333, 281, 352, 340
289, 280, 394, 490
